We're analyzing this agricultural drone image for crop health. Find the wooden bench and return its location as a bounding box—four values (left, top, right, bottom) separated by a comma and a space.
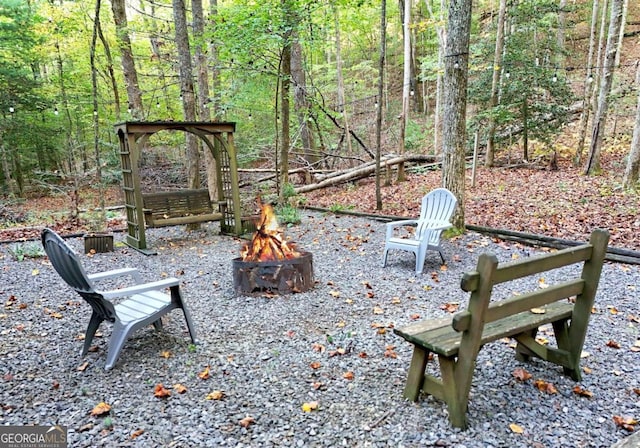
142, 189, 225, 228
394, 229, 609, 429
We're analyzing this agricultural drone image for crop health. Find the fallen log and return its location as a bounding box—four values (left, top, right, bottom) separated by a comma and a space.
293, 154, 440, 194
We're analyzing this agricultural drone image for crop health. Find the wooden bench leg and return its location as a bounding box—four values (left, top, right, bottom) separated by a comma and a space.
515, 328, 538, 362
552, 318, 581, 381
403, 346, 430, 401
439, 356, 468, 429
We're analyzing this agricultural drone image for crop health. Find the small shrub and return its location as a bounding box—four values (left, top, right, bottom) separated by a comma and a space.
276, 204, 301, 225
8, 242, 45, 261
329, 204, 354, 213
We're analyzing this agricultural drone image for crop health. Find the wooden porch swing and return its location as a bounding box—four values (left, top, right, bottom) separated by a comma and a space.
114, 121, 243, 251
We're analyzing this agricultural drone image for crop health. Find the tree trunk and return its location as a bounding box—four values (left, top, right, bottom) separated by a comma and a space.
614, 0, 628, 68
172, 0, 200, 192
333, 4, 353, 160
590, 0, 609, 122
279, 0, 293, 200
192, 0, 218, 200
291, 40, 318, 166
485, 0, 507, 167
424, 0, 446, 155
209, 0, 221, 119
375, 0, 387, 210
139, 0, 174, 117
522, 96, 529, 162
397, 0, 411, 182
575, 0, 599, 165
96, 17, 120, 120
585, 0, 624, 175
557, 0, 567, 58
111, 0, 143, 119
442, 0, 472, 230
623, 61, 640, 189
90, 0, 105, 219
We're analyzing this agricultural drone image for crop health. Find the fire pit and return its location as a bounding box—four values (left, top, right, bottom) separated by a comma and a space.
232, 201, 314, 296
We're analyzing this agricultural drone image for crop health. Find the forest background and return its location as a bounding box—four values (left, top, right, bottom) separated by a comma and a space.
0, 0, 639, 251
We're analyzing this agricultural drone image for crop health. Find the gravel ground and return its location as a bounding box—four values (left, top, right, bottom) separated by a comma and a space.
1, 210, 638, 447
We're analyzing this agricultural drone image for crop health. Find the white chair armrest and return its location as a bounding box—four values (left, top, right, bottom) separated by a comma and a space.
386, 219, 418, 239
100, 277, 181, 300
88, 268, 143, 284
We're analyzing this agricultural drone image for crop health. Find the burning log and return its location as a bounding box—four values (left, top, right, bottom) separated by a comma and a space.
233, 199, 314, 296
241, 200, 300, 262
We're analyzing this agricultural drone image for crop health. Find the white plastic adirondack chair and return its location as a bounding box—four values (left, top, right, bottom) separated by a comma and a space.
41, 228, 198, 370
382, 188, 457, 274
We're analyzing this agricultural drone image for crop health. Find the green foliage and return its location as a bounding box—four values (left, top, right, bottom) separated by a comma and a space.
276, 203, 301, 225
8, 242, 45, 261
329, 203, 354, 213
468, 0, 575, 151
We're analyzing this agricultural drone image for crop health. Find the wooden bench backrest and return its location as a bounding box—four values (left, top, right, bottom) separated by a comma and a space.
142, 189, 212, 219
453, 229, 609, 333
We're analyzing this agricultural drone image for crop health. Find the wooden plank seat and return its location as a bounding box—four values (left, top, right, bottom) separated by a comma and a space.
394, 229, 609, 429
142, 189, 225, 228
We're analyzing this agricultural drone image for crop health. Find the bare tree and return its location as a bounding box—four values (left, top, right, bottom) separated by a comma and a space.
424, 0, 446, 154
192, 0, 218, 199
172, 0, 200, 191
375, 0, 387, 210
584, 0, 624, 175
111, 0, 143, 119
442, 0, 472, 229
397, 0, 411, 182
485, 0, 507, 167
332, 4, 353, 159
575, 0, 600, 165
291, 39, 318, 167
623, 61, 640, 189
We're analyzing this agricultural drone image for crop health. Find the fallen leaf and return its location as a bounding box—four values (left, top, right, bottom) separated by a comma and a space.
534, 379, 557, 394
131, 429, 145, 439
509, 423, 524, 434
77, 362, 89, 372
410, 313, 421, 320
440, 302, 459, 313
358, 352, 368, 358
613, 415, 637, 432
343, 371, 354, 380
530, 307, 546, 314
90, 401, 111, 417
153, 383, 171, 398
312, 343, 325, 353
160, 350, 172, 359
206, 390, 225, 400
309, 361, 321, 369
329, 290, 340, 298
198, 366, 211, 380
373, 306, 384, 315
302, 401, 319, 412
572, 386, 594, 398
606, 340, 621, 349
173, 384, 188, 394
239, 416, 255, 428
513, 368, 532, 382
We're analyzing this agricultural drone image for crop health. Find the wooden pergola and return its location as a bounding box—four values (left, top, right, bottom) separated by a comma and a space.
114, 121, 243, 250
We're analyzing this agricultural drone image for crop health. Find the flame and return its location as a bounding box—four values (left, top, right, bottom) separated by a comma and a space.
241, 200, 300, 262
